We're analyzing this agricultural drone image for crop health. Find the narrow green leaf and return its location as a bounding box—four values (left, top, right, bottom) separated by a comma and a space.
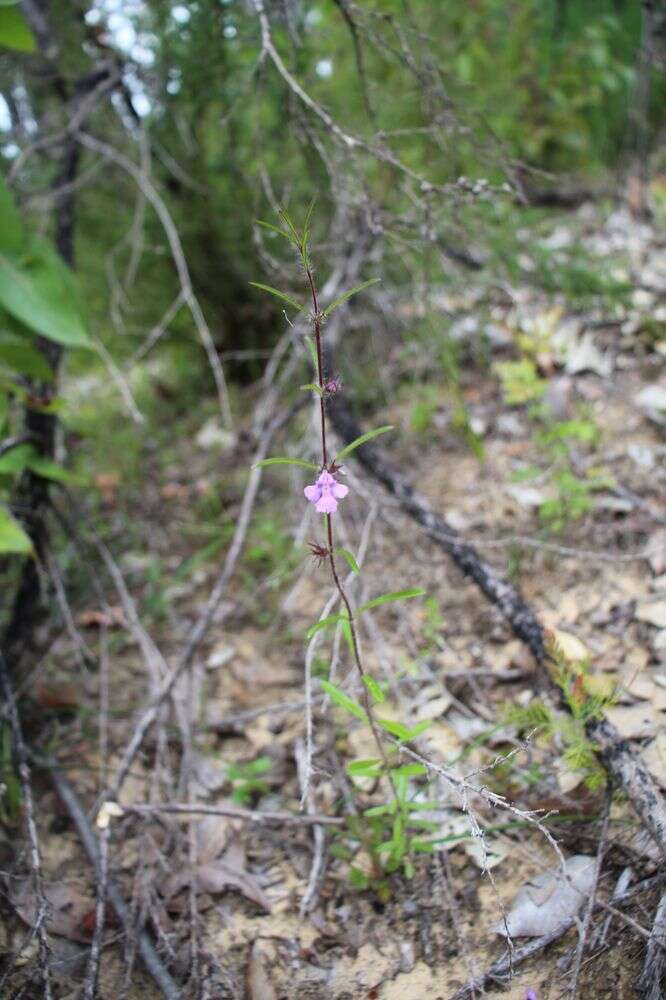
339, 614, 355, 658
255, 219, 292, 241
412, 839, 437, 853
305, 614, 343, 641
363, 803, 393, 817
377, 718, 412, 740
0, 505, 32, 553
301, 197, 316, 255
347, 758, 382, 777
392, 763, 427, 778
300, 383, 323, 397
320, 679, 368, 722
322, 278, 380, 319
357, 588, 426, 615
253, 456, 319, 471
305, 337, 319, 374
336, 547, 359, 573
276, 208, 300, 245
248, 282, 304, 313
334, 425, 393, 464
362, 675, 385, 704
0, 391, 8, 433
404, 720, 432, 740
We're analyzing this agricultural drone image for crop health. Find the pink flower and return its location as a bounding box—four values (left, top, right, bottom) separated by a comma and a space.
304, 470, 349, 514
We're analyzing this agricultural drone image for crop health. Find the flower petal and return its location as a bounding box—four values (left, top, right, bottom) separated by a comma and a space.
315, 494, 338, 514
331, 482, 349, 499
304, 484, 322, 503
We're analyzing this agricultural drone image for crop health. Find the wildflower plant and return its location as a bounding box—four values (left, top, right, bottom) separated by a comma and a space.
252, 206, 430, 886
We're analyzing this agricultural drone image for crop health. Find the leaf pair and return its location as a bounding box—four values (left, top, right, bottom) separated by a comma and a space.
254, 425, 394, 474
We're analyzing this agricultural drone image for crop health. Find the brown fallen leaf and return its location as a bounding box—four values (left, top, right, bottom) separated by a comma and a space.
162, 839, 271, 912
35, 682, 80, 710
12, 881, 97, 943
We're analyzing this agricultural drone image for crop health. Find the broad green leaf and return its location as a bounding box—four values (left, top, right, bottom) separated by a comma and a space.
300, 383, 323, 396
0, 505, 32, 553
0, 443, 33, 474
0, 335, 54, 380
347, 758, 382, 777
253, 456, 319, 470
362, 675, 385, 704
0, 241, 89, 346
0, 176, 25, 255
0, 6, 36, 51
305, 613, 343, 640
334, 425, 393, 464
320, 679, 367, 722
322, 278, 380, 318
336, 547, 359, 573
248, 282, 304, 313
27, 455, 77, 483
357, 588, 426, 615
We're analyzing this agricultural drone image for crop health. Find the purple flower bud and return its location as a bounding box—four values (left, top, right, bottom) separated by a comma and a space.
323, 376, 343, 397
525, 990, 538, 1000
304, 470, 349, 514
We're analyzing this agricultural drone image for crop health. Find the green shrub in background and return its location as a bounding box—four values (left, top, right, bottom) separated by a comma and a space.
0, 175, 89, 555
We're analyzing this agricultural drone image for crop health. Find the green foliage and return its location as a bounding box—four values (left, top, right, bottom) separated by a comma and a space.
321, 679, 367, 723
357, 588, 426, 615
334, 425, 393, 464
505, 631, 616, 790
409, 386, 439, 435
0, 177, 89, 556
226, 756, 272, 805
0, 4, 35, 52
495, 359, 547, 406
0, 724, 21, 823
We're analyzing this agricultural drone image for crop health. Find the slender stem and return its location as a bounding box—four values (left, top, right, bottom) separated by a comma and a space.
306, 264, 395, 798
306, 268, 327, 465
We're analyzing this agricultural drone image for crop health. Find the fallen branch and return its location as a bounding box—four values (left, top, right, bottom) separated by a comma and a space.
0, 653, 52, 999
328, 399, 666, 860
638, 890, 666, 1000
47, 764, 181, 1000
116, 801, 344, 828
